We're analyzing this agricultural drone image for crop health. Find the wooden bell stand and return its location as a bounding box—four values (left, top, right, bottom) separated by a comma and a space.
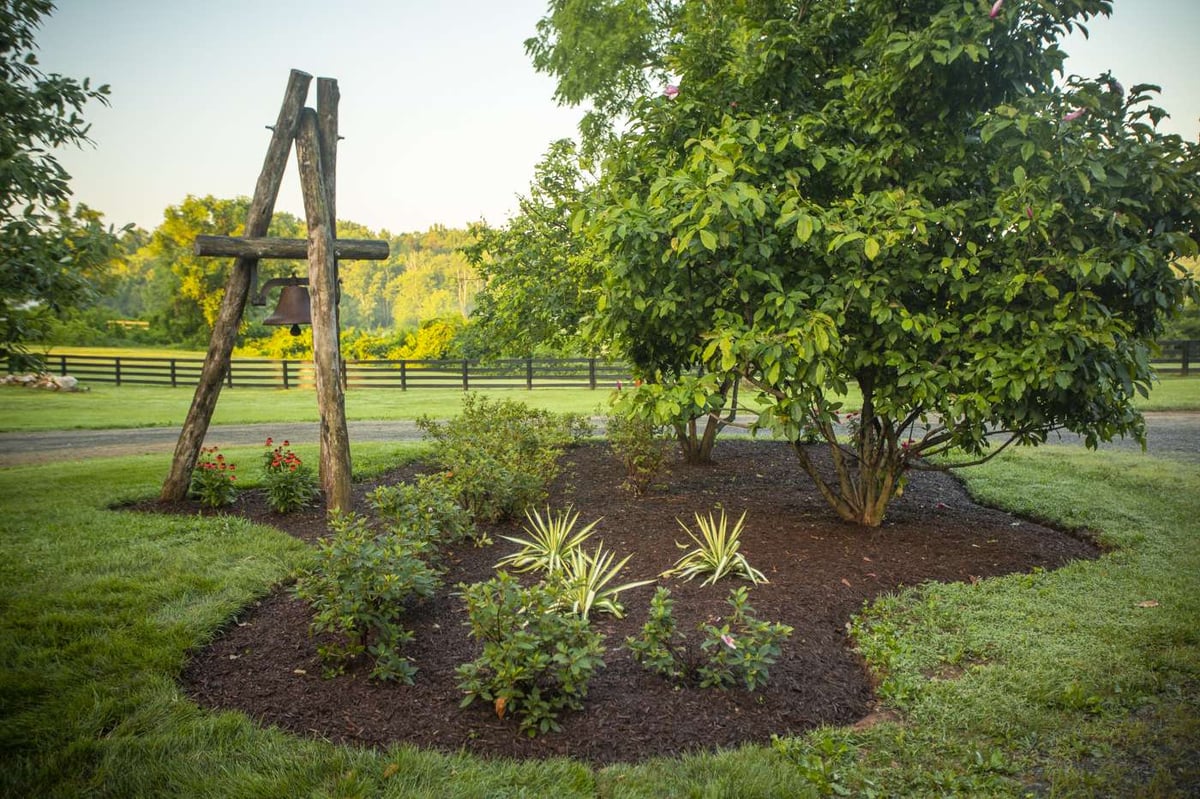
159, 69, 388, 511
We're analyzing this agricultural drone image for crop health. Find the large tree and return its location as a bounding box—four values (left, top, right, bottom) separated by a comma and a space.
1, 0, 117, 367
538, 0, 1200, 526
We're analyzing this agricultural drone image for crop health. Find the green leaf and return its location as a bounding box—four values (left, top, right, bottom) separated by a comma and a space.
796, 214, 814, 243
699, 229, 718, 251
864, 237, 880, 262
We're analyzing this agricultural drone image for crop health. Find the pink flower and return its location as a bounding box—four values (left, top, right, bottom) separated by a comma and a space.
664, 85, 680, 100
721, 634, 737, 650
616, 380, 623, 391
989, 0, 1003, 18
1063, 108, 1086, 122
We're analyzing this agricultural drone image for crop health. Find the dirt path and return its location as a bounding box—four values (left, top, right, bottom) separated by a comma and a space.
0, 413, 1197, 468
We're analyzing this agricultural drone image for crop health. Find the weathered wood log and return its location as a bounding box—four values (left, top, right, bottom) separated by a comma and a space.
160, 69, 312, 503
193, 235, 387, 260
295, 107, 352, 512
317, 78, 346, 393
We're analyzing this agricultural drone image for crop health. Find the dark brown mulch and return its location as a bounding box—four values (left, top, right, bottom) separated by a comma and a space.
151, 439, 1097, 766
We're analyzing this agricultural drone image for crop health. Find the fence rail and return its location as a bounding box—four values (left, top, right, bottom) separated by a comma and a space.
9, 339, 1196, 388
16, 354, 633, 390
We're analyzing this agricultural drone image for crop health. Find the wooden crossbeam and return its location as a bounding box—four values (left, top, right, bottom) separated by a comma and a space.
193, 235, 388, 260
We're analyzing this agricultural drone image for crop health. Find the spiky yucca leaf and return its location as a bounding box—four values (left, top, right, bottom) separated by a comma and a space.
555, 544, 654, 620
663, 508, 766, 586
494, 505, 599, 575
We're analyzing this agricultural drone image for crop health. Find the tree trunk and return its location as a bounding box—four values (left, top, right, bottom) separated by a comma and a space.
295, 108, 352, 512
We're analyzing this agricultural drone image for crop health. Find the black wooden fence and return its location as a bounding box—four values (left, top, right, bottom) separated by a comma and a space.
10, 340, 1197, 388
19, 354, 632, 390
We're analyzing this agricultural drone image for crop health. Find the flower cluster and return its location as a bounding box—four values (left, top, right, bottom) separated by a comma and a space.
190, 446, 238, 508
262, 437, 317, 513
262, 437, 301, 473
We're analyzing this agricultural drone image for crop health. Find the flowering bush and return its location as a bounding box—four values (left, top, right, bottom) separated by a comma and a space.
292, 512, 441, 682
417, 394, 581, 522
189, 446, 237, 508
456, 573, 605, 737
368, 473, 480, 551
262, 438, 318, 513
626, 586, 791, 692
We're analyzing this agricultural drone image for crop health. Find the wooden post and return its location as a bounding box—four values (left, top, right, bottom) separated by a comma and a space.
193, 235, 387, 260
160, 69, 312, 502
317, 78, 346, 395
295, 108, 352, 511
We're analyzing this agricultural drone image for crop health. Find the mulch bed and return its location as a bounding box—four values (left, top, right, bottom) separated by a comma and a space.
144, 439, 1098, 766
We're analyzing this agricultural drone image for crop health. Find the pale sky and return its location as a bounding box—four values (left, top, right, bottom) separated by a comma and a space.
36, 0, 1200, 235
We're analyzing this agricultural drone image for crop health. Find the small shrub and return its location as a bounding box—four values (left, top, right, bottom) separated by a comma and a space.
607, 410, 668, 495
456, 573, 605, 737
368, 473, 479, 549
626, 586, 792, 692
417, 393, 577, 522
292, 513, 441, 683
261, 438, 318, 513
663, 508, 767, 586
495, 505, 599, 575
553, 544, 654, 620
190, 446, 238, 508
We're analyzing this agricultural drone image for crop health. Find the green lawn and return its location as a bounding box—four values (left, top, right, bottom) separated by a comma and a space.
0, 441, 1196, 796
3, 376, 1194, 433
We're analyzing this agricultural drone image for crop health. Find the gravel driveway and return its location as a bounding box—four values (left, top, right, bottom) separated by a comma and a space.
0, 413, 1196, 468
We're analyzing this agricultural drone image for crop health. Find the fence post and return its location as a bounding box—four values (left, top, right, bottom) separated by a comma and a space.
59, 355, 67, 376
526, 357, 534, 390
170, 359, 177, 388
400, 360, 407, 391
282, 360, 291, 389
589, 358, 597, 390
1183, 340, 1192, 377
461, 359, 470, 391
115, 358, 122, 386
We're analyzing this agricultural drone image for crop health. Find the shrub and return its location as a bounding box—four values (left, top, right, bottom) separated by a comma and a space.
456, 573, 605, 737
606, 409, 669, 495
494, 505, 599, 575
292, 513, 441, 683
626, 586, 792, 692
189, 446, 238, 508
417, 393, 579, 522
663, 508, 767, 586
368, 473, 480, 549
261, 438, 318, 513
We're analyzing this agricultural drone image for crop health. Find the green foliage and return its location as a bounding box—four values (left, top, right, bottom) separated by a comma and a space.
546, 0, 1200, 525
261, 438, 318, 513
626, 586, 791, 692
698, 586, 792, 691
495, 505, 599, 574
606, 404, 669, 495
611, 372, 741, 463
0, 1, 121, 366
188, 446, 238, 508
367, 472, 480, 549
416, 393, 581, 522
455, 572, 605, 737
292, 513, 441, 682
664, 508, 766, 586
554, 544, 654, 620
464, 140, 598, 357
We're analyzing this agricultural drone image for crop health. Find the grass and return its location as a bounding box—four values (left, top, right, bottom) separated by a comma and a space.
2, 375, 1194, 433
1, 436, 1197, 796
0, 386, 613, 432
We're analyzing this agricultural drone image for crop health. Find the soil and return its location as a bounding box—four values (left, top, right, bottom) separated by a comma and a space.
141, 439, 1099, 766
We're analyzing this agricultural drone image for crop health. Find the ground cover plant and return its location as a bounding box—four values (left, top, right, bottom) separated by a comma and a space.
2, 436, 1198, 796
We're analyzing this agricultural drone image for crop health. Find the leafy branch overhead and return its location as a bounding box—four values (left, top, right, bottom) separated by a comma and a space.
534, 0, 1200, 526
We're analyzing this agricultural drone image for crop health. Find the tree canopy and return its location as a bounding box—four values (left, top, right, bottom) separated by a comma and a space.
1, 0, 118, 367
536, 0, 1200, 525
